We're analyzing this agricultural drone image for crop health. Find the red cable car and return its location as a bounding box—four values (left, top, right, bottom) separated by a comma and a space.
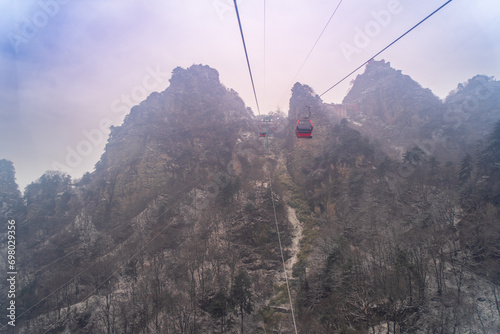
296, 119, 313, 138
259, 127, 266, 137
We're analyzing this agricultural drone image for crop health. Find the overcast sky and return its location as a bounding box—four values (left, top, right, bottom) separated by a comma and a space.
1, 0, 499, 191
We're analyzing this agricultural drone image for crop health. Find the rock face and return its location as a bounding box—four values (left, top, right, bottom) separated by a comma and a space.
443, 74, 500, 147
3, 62, 500, 333
342, 60, 500, 162
89, 64, 256, 230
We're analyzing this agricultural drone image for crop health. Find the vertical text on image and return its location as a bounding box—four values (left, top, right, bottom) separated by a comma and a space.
6, 219, 17, 327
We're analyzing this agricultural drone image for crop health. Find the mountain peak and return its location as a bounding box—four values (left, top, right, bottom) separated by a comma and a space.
170, 64, 221, 87
97, 63, 253, 168
343, 59, 437, 105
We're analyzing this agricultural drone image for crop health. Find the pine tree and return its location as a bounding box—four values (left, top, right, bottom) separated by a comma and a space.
0, 159, 22, 217
458, 153, 473, 186
486, 120, 500, 166
230, 270, 253, 334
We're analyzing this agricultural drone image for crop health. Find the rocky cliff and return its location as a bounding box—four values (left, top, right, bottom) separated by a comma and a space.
342, 60, 500, 163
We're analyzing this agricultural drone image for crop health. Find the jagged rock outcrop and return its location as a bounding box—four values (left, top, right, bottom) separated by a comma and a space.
341, 60, 500, 163
89, 64, 256, 229
342, 60, 445, 159
443, 74, 500, 149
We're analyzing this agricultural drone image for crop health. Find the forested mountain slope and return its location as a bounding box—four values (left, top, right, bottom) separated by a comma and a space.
1, 62, 500, 333
287, 62, 500, 333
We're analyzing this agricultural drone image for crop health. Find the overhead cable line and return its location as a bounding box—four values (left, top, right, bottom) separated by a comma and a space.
290, 0, 344, 86
278, 0, 344, 105
263, 0, 267, 111
320, 0, 454, 97
269, 174, 299, 334
233, 0, 261, 115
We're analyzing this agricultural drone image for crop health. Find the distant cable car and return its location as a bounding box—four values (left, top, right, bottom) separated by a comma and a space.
259, 116, 273, 138
296, 119, 313, 138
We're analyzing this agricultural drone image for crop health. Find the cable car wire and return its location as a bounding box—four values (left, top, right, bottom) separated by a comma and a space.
233, 0, 261, 115
263, 0, 267, 111
12, 4, 269, 329
278, 0, 344, 105
269, 174, 299, 334
289, 0, 344, 88
320, 0, 454, 97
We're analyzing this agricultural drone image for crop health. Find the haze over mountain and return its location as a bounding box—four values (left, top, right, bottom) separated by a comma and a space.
1, 0, 499, 190
342, 60, 500, 162
1, 61, 500, 333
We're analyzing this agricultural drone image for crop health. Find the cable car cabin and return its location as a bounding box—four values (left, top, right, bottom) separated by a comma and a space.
259, 128, 266, 137
296, 119, 313, 138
